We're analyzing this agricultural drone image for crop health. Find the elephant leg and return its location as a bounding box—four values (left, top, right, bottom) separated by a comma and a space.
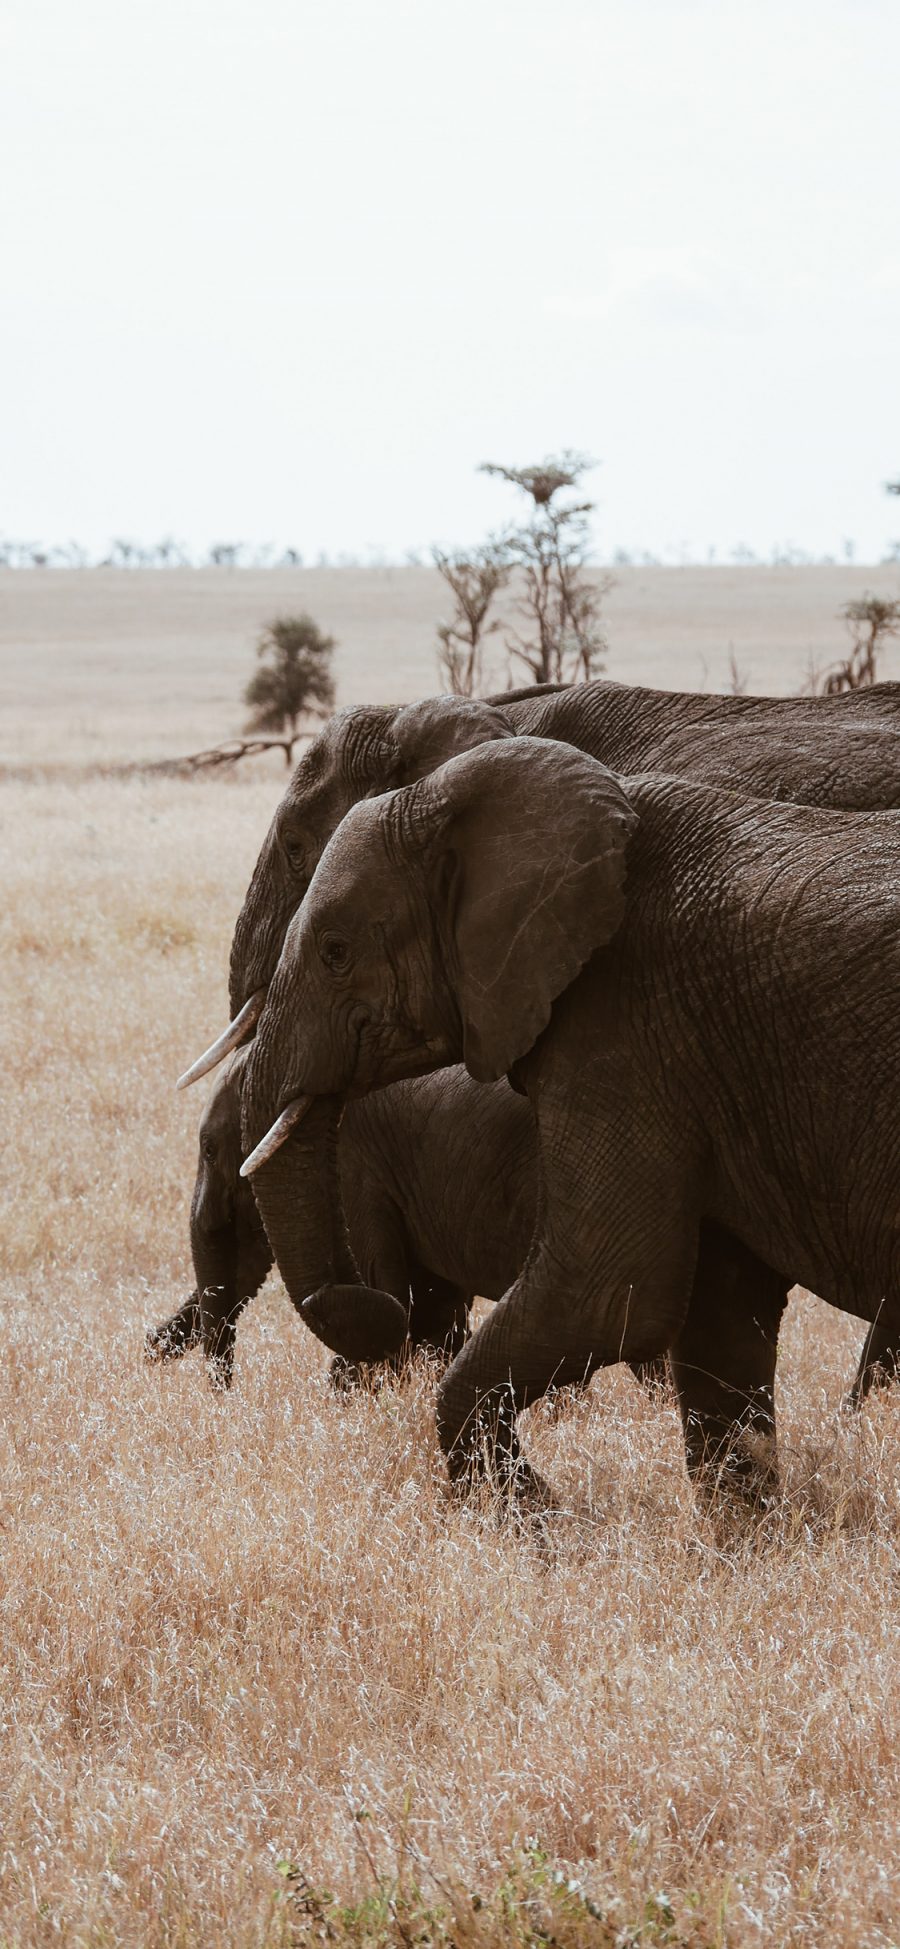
407, 1269, 471, 1363
435, 1239, 692, 1504
198, 1285, 251, 1392
846, 1313, 900, 1407
669, 1226, 788, 1506
145, 1292, 202, 1363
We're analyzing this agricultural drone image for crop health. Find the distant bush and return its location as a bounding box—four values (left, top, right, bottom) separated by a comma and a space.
244, 613, 336, 761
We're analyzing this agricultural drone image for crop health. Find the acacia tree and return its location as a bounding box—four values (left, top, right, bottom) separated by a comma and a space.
244, 613, 336, 762
433, 542, 510, 696
480, 451, 610, 685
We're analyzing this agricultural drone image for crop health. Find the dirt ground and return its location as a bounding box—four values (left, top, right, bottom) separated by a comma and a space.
1, 570, 899, 1945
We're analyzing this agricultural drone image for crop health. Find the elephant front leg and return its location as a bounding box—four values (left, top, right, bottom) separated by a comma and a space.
669, 1225, 788, 1507
435, 1259, 676, 1507
145, 1292, 203, 1363
197, 1285, 242, 1391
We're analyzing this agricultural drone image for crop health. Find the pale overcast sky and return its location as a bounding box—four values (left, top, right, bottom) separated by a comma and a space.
2, 0, 899, 562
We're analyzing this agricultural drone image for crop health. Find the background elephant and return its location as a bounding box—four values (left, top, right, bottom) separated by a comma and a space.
240, 737, 900, 1505
172, 678, 900, 1405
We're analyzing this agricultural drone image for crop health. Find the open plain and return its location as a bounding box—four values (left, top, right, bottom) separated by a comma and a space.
1, 567, 900, 1946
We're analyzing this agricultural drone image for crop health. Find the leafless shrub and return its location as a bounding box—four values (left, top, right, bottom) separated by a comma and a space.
812, 595, 900, 695
727, 646, 750, 695
433, 543, 511, 697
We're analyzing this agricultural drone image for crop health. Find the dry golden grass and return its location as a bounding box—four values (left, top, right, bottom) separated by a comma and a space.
2, 577, 900, 1944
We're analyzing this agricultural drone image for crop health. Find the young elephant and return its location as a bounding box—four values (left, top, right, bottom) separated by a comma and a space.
174, 680, 900, 1405
240, 739, 900, 1507
153, 1047, 783, 1491
149, 1051, 538, 1388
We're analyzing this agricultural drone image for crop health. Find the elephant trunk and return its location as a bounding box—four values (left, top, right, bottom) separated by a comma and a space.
229, 829, 294, 1018
240, 1085, 409, 1363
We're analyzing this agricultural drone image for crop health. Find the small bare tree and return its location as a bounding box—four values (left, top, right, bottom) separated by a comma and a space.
481, 451, 610, 685
244, 614, 336, 762
433, 543, 510, 696
815, 595, 900, 695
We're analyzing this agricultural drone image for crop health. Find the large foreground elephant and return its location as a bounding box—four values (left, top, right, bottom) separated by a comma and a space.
240, 740, 900, 1505
172, 679, 900, 1401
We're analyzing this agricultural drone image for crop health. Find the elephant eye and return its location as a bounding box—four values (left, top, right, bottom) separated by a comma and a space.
320, 933, 351, 973
283, 833, 307, 874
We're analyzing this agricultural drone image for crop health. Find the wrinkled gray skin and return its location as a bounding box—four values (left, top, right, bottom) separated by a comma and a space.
242, 738, 900, 1505
168, 677, 900, 1402
150, 1050, 538, 1388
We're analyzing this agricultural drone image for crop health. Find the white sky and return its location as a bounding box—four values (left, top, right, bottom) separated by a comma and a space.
2, 0, 899, 563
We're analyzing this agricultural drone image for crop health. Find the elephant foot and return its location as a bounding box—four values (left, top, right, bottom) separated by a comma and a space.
328, 1352, 399, 1394
145, 1296, 202, 1364
441, 1384, 557, 1522
688, 1423, 780, 1517
328, 1337, 456, 1394
205, 1353, 234, 1393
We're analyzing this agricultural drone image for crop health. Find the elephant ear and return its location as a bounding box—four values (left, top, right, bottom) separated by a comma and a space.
424, 738, 638, 1083
390, 696, 515, 785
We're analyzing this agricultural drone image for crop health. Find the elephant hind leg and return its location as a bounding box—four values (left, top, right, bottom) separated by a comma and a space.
846, 1314, 900, 1408
670, 1225, 788, 1507
407, 1268, 471, 1364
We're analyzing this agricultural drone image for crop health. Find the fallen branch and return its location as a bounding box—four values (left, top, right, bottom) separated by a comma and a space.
147, 734, 314, 775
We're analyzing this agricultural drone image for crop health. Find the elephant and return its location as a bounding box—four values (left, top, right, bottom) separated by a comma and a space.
172, 677, 900, 1406
238, 737, 900, 1507
151, 1046, 677, 1396
150, 1049, 537, 1388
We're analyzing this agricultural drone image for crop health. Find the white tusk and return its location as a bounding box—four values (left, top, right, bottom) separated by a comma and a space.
176, 990, 266, 1091
240, 1096, 314, 1176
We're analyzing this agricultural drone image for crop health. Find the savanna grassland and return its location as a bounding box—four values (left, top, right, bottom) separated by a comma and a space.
1, 568, 899, 1947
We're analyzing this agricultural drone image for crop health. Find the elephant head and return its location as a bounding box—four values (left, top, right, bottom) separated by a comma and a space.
241, 738, 637, 1358
153, 1048, 410, 1382
176, 694, 519, 1091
